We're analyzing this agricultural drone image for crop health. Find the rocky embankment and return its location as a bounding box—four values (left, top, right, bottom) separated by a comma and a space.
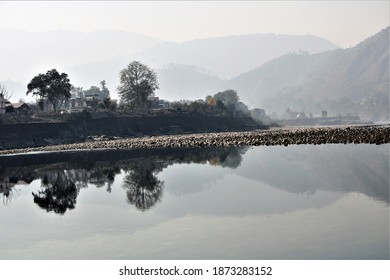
0, 124, 389, 156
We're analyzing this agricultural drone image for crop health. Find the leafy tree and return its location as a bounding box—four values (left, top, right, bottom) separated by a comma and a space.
214, 89, 239, 106
98, 98, 117, 111
216, 99, 225, 112
84, 86, 101, 97
100, 80, 110, 98
189, 101, 203, 114
117, 61, 159, 112
205, 95, 216, 106
26, 69, 72, 112
71, 86, 84, 99
85, 83, 110, 100
235, 101, 250, 115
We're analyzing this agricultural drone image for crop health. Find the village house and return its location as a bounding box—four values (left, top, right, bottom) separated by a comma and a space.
149, 96, 170, 109
11, 102, 32, 114
67, 98, 88, 112
0, 95, 32, 114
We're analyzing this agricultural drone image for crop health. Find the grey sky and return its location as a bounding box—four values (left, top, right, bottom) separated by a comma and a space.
0, 1, 388, 48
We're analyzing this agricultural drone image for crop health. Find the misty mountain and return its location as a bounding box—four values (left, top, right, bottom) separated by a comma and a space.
0, 29, 163, 83
67, 33, 339, 99
228, 27, 389, 121
134, 33, 339, 80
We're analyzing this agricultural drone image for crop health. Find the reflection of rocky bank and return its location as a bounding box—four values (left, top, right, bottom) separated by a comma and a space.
0, 147, 247, 213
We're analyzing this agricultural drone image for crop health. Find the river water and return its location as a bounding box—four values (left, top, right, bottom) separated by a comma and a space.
0, 144, 388, 259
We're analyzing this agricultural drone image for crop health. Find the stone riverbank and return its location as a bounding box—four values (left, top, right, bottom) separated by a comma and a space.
0, 124, 389, 156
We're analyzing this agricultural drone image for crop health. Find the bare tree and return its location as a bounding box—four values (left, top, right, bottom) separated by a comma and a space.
0, 83, 13, 100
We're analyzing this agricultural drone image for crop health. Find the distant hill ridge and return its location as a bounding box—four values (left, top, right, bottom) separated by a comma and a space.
135, 33, 340, 79
228, 26, 389, 121
68, 32, 339, 98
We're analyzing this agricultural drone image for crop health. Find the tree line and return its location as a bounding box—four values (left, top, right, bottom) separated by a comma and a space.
22, 61, 160, 113
2, 61, 267, 122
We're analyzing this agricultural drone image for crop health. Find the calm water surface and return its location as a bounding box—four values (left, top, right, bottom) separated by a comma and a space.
0, 144, 388, 259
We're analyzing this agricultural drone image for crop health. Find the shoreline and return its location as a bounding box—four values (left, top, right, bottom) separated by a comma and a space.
0, 124, 389, 156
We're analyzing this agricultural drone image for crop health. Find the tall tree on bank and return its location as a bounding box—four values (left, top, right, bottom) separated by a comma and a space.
26, 69, 72, 112
117, 61, 159, 112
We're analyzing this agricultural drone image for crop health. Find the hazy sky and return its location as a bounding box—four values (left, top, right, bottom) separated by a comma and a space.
0, 1, 388, 48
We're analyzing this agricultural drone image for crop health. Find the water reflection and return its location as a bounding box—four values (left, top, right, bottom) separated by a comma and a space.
0, 176, 15, 204
32, 171, 79, 214
0, 144, 388, 214
122, 159, 164, 211
0, 144, 388, 260
237, 145, 389, 205
0, 147, 247, 213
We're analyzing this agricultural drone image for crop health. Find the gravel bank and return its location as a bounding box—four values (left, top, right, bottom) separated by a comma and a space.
0, 124, 389, 156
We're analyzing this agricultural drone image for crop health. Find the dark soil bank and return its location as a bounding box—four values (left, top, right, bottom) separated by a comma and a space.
0, 124, 388, 156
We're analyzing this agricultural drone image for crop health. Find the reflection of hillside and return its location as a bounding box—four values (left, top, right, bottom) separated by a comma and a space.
238, 144, 389, 204
0, 147, 247, 213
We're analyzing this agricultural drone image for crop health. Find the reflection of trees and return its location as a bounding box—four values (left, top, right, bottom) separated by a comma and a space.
122, 159, 164, 211
0, 177, 16, 204
89, 166, 120, 193
214, 147, 248, 169
2, 146, 249, 212
162, 147, 247, 169
120, 148, 246, 210
32, 171, 78, 215
31, 165, 122, 214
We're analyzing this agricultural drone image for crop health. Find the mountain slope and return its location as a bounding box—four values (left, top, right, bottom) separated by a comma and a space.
228, 27, 389, 121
